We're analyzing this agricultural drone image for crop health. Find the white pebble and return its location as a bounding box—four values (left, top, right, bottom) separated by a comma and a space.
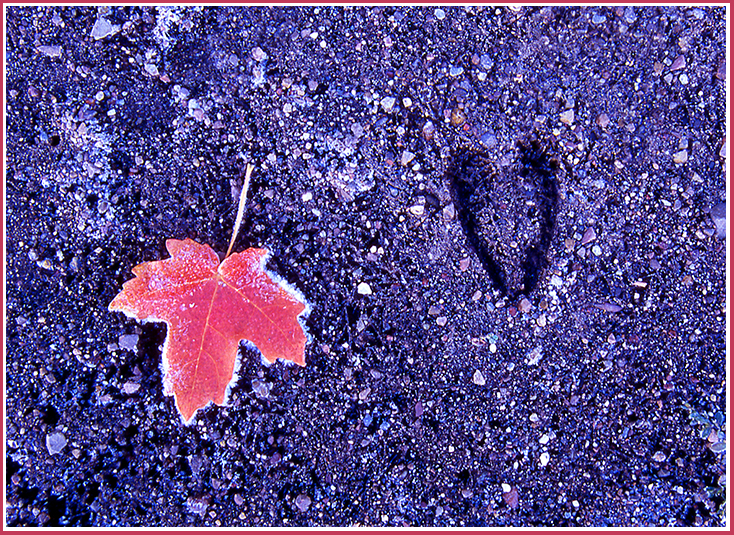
380, 96, 396, 112
501, 483, 512, 493
118, 334, 139, 352
90, 17, 120, 40
472, 370, 486, 386
294, 493, 311, 513
37, 45, 62, 57
357, 282, 372, 295
301, 192, 313, 202
46, 432, 67, 455
673, 150, 688, 164
122, 382, 140, 394
540, 452, 550, 466
252, 47, 268, 62
400, 150, 415, 166
560, 109, 574, 125
409, 204, 425, 216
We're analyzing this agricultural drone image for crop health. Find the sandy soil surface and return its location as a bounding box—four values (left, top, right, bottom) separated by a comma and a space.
5, 6, 727, 527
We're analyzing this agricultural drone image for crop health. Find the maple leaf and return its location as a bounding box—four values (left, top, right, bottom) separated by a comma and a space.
109, 238, 308, 423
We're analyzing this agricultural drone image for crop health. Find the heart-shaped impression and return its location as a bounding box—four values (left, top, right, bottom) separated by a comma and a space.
447, 139, 560, 299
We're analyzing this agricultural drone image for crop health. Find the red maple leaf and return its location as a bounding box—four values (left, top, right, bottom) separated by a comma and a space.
109, 238, 308, 422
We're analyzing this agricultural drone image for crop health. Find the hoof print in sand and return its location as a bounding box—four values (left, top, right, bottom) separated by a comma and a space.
447, 139, 560, 299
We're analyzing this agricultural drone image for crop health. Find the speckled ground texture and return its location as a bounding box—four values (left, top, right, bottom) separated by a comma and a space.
5, 6, 727, 527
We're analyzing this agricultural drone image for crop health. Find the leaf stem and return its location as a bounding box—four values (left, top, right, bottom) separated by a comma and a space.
225, 163, 254, 259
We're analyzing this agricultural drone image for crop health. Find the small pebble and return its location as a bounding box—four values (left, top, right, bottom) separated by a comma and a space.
716, 59, 726, 81
90, 17, 119, 40
560, 109, 574, 125
144, 63, 159, 76
37, 259, 53, 270
436, 316, 448, 327
351, 123, 364, 137
673, 150, 688, 164
442, 203, 456, 221
503, 487, 519, 508
670, 55, 686, 71
294, 494, 311, 513
401, 150, 415, 166
539, 452, 550, 466
434, 8, 446, 20
472, 370, 486, 386
122, 382, 140, 394
594, 303, 622, 313
422, 121, 435, 140
118, 334, 139, 352
519, 298, 531, 313
710, 202, 726, 238
409, 204, 425, 217
450, 109, 466, 129
46, 432, 67, 455
252, 47, 268, 62
357, 282, 372, 295
652, 451, 666, 462
37, 45, 62, 57
596, 113, 610, 128
459, 257, 471, 271
449, 66, 464, 77
380, 96, 396, 112
581, 227, 596, 245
